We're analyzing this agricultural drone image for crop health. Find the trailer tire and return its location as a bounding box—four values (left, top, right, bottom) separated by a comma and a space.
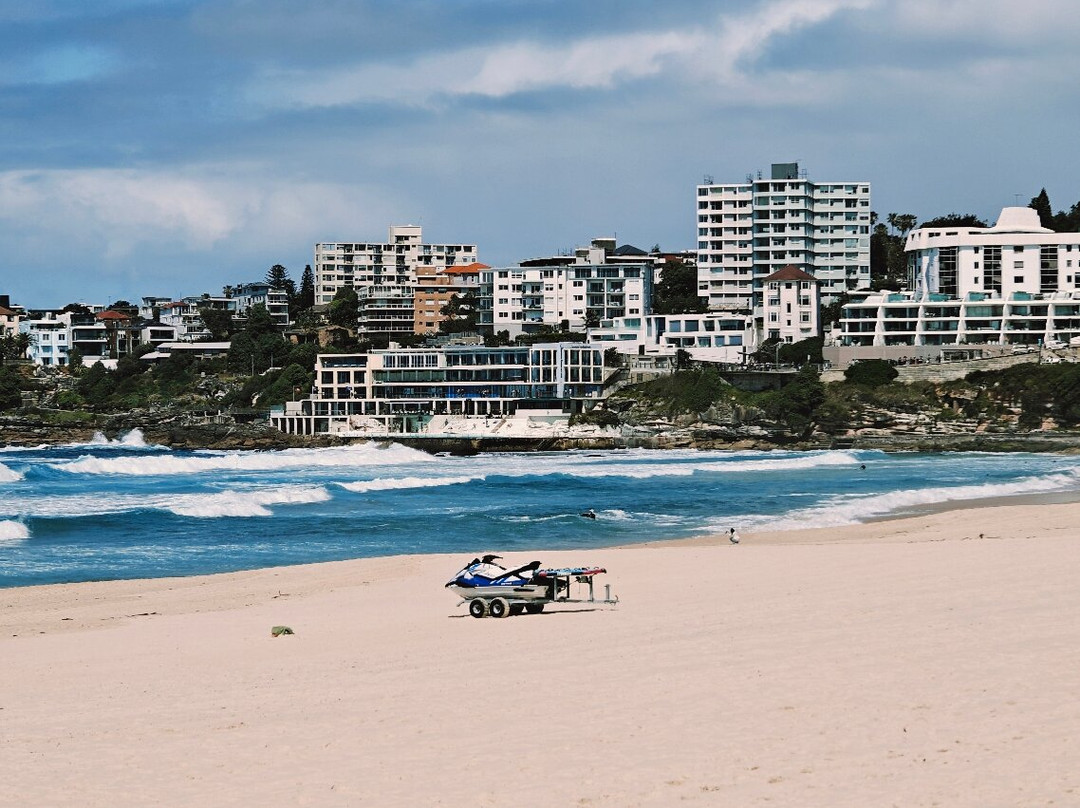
509, 604, 525, 616
489, 597, 509, 618
525, 603, 545, 614
469, 599, 489, 619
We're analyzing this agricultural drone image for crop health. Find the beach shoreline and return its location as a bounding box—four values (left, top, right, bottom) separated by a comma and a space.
4, 497, 1080, 806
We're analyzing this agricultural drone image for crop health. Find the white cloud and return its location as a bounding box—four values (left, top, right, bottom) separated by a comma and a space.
0, 167, 396, 265
251, 0, 874, 109
888, 0, 1080, 40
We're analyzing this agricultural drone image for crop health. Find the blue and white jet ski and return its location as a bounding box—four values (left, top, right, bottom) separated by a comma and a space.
444, 555, 549, 602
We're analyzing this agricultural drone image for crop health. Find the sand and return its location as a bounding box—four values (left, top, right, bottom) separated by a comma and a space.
3, 502, 1080, 806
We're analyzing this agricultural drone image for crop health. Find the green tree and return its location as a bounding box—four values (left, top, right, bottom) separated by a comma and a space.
198, 305, 233, 340
244, 303, 276, 337
327, 287, 359, 330
265, 264, 296, 299
919, 213, 988, 228
765, 365, 826, 438
844, 359, 898, 388
0, 366, 23, 410
1030, 188, 1054, 229
297, 264, 316, 312
653, 259, 707, 314
66, 346, 84, 373
438, 290, 478, 335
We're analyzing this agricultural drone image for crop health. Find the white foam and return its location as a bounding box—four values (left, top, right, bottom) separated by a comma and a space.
165, 486, 332, 518
0, 485, 332, 520
0, 462, 23, 482
561, 451, 861, 479
50, 441, 433, 477
721, 469, 1080, 532
338, 475, 484, 493
0, 519, 30, 542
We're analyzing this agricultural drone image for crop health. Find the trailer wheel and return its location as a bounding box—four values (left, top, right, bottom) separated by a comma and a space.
525, 603, 545, 614
488, 597, 509, 618
509, 604, 525, 616
469, 599, 489, 619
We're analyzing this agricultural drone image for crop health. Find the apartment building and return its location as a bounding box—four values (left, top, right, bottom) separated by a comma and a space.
313, 225, 478, 336
762, 265, 820, 344
479, 239, 653, 337
838, 207, 1080, 349
697, 162, 870, 311
588, 312, 755, 364
413, 263, 485, 335
158, 296, 234, 341
269, 342, 605, 435
229, 282, 290, 329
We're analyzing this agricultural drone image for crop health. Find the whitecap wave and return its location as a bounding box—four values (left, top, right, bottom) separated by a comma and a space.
49, 441, 433, 476
720, 469, 1080, 532
338, 475, 484, 493
0, 519, 30, 542
561, 451, 861, 479
0, 485, 331, 520
165, 486, 332, 518
0, 462, 23, 483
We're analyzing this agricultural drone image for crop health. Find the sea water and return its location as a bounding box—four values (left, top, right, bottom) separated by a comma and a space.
1, 430, 1078, 588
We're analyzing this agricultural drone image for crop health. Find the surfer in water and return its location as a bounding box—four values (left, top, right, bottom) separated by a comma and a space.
581, 509, 597, 520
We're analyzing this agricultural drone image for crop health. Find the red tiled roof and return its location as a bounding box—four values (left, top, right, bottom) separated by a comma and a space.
444, 262, 489, 274
96, 309, 132, 320
763, 265, 817, 282
0, 306, 17, 316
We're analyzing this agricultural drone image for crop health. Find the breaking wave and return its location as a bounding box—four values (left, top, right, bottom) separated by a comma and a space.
89, 429, 150, 448
338, 475, 484, 493
0, 486, 331, 520
560, 451, 861, 479
49, 442, 433, 476
0, 462, 23, 483
0, 520, 30, 543
726, 469, 1080, 532
165, 486, 332, 518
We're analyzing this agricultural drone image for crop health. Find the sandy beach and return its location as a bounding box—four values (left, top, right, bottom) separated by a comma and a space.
4, 501, 1080, 806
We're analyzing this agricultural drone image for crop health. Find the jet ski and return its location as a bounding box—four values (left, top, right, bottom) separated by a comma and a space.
444, 555, 549, 602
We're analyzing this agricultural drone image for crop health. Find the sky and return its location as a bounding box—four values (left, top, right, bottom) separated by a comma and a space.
2, 0, 1079, 308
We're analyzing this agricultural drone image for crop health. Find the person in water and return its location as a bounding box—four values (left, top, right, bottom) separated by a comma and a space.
581, 509, 597, 519
729, 527, 740, 544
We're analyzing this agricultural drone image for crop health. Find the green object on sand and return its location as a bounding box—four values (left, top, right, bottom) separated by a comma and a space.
271, 625, 294, 636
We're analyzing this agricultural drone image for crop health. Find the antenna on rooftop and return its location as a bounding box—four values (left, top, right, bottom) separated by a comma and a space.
1013, 194, 1021, 205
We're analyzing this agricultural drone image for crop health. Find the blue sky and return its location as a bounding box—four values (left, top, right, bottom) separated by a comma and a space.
2, 0, 1078, 307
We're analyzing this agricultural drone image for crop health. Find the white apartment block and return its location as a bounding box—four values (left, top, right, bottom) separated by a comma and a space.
697, 162, 871, 311
839, 207, 1080, 348
762, 266, 820, 344
481, 263, 652, 337
21, 311, 72, 366
588, 312, 755, 364
230, 282, 290, 328
314, 225, 478, 335
158, 296, 234, 341
269, 343, 605, 435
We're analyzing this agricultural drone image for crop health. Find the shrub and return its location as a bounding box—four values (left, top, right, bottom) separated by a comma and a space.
844, 359, 898, 388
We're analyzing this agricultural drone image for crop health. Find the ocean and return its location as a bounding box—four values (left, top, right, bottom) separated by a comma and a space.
1, 430, 1077, 588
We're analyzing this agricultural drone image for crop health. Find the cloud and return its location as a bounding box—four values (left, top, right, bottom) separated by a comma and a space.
250, 0, 874, 109
0, 166, 400, 295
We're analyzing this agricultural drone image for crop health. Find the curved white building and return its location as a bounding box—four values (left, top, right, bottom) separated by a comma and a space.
839, 208, 1080, 348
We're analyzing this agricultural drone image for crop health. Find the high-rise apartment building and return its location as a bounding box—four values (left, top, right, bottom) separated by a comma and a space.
696, 162, 871, 311
313, 225, 478, 337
